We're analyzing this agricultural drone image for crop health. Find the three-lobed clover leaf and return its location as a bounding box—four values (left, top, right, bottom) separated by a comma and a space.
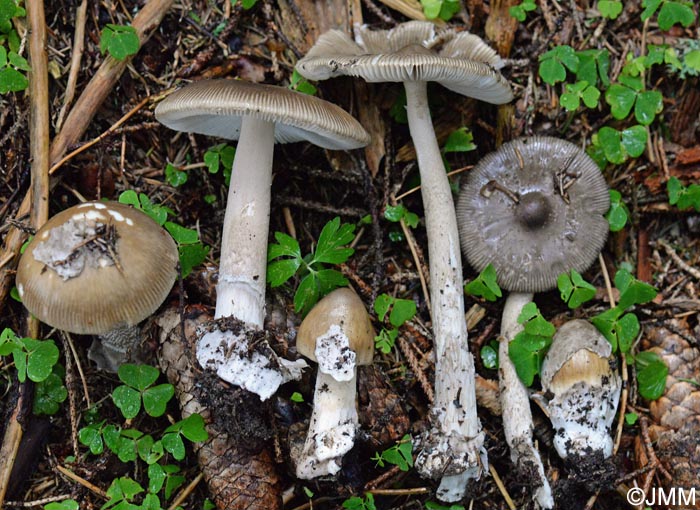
641, 0, 696, 31
591, 268, 657, 353
442, 127, 477, 154
384, 204, 420, 228
557, 269, 597, 309
667, 176, 700, 212
539, 45, 579, 85
509, 0, 537, 21
606, 189, 629, 232
420, 0, 461, 21
0, 328, 60, 383
289, 69, 317, 95
634, 351, 669, 400
575, 49, 611, 89
509, 302, 555, 386
204, 143, 235, 185
371, 434, 414, 471
100, 24, 140, 61
112, 364, 175, 419
33, 364, 68, 415
593, 125, 647, 165
605, 74, 663, 125
598, 0, 622, 19
560, 80, 601, 111
119, 190, 208, 277
464, 263, 502, 302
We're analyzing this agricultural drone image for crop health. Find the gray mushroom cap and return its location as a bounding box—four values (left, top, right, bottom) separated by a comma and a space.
155, 79, 370, 150
456, 137, 610, 293
296, 21, 513, 105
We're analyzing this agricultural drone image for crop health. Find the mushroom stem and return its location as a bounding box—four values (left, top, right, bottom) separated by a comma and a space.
404, 80, 485, 502
500, 292, 553, 509
215, 116, 275, 328
295, 368, 358, 479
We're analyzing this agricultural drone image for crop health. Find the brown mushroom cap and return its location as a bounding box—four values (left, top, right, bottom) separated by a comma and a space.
155, 79, 370, 150
16, 201, 178, 334
456, 137, 610, 292
296, 21, 513, 104
297, 288, 375, 366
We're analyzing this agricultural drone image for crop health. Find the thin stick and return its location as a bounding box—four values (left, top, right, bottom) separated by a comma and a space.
656, 239, 700, 280
167, 472, 204, 510
395, 166, 473, 201
600, 254, 629, 456
55, 465, 107, 499
4, 494, 73, 507
56, 0, 88, 131
49, 96, 151, 175
0, 0, 50, 504
489, 463, 516, 510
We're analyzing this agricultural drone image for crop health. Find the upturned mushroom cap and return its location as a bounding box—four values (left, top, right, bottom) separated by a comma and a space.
296, 21, 513, 104
297, 287, 375, 370
155, 79, 370, 150
456, 137, 610, 293
16, 201, 178, 335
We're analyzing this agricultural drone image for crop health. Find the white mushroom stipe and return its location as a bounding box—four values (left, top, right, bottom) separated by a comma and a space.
500, 293, 553, 509
295, 369, 359, 479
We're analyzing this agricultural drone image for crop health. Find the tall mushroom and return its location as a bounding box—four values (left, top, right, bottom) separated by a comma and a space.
456, 137, 610, 508
155, 80, 370, 400
16, 201, 179, 371
293, 287, 375, 479
296, 21, 513, 501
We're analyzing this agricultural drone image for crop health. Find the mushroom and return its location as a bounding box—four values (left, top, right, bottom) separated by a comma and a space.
540, 319, 621, 462
155, 80, 370, 400
296, 21, 513, 501
456, 136, 610, 508
15, 201, 179, 371
293, 287, 375, 479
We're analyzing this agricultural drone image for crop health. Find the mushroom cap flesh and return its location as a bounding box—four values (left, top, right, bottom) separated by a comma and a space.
456, 136, 610, 293
16, 201, 179, 335
296, 21, 513, 104
155, 79, 370, 150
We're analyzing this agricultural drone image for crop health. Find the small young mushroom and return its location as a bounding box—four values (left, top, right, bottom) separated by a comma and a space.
155, 80, 370, 400
296, 21, 513, 500
293, 287, 375, 479
540, 319, 621, 462
456, 137, 611, 508
15, 201, 179, 371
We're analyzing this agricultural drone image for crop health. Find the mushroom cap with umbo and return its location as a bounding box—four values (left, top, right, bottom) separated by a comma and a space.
155, 79, 371, 150
296, 288, 375, 381
456, 136, 610, 293
16, 201, 179, 335
296, 21, 513, 105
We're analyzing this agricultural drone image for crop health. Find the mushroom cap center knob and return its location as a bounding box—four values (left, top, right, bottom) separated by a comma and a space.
516, 191, 552, 230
